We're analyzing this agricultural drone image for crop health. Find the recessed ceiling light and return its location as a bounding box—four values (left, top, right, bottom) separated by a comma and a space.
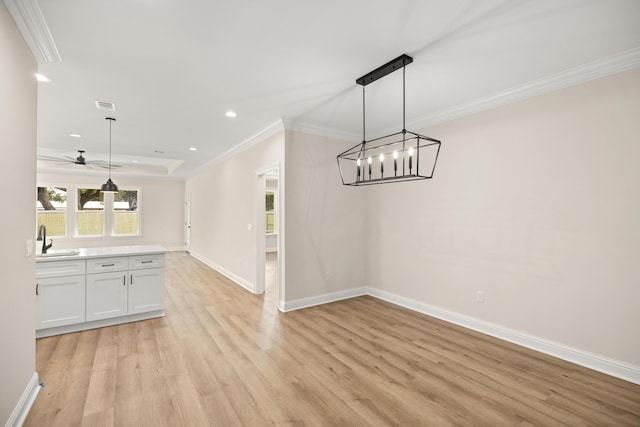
132, 160, 139, 163
225, 111, 237, 118
189, 147, 197, 151
35, 73, 51, 82
69, 133, 82, 138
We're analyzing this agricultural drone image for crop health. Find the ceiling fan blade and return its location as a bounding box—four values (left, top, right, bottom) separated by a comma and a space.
37, 155, 67, 162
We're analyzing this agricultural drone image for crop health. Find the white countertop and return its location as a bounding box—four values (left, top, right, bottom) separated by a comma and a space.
36, 244, 165, 262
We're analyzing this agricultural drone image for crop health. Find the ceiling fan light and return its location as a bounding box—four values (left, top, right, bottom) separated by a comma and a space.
100, 178, 119, 192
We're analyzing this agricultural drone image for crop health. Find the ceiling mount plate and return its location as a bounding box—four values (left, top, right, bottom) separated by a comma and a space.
356, 54, 413, 86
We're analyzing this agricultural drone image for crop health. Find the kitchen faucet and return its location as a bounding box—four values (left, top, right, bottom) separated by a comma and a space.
37, 224, 53, 254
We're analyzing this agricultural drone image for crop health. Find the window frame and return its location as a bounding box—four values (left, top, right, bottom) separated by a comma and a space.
111, 187, 142, 237
265, 189, 277, 235
75, 187, 105, 238
35, 183, 143, 240
36, 185, 69, 238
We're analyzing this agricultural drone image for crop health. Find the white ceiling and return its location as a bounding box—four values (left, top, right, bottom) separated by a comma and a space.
8, 0, 640, 179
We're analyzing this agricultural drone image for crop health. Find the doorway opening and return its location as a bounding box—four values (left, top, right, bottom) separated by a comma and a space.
255, 165, 280, 308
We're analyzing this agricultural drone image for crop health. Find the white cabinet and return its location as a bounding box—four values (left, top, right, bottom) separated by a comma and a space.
36, 259, 86, 330
86, 254, 165, 321
36, 275, 86, 329
35, 246, 165, 338
86, 271, 128, 321
129, 268, 165, 314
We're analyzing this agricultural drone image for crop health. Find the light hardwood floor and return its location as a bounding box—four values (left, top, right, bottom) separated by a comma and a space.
25, 252, 640, 426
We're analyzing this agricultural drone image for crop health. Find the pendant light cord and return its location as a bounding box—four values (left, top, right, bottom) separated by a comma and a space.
108, 118, 112, 179
106, 117, 115, 178
402, 65, 406, 132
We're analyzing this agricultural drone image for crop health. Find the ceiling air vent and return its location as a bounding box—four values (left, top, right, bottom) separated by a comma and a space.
94, 99, 116, 111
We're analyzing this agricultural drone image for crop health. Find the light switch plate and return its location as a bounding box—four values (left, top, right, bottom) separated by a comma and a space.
26, 239, 33, 257
247, 223, 252, 231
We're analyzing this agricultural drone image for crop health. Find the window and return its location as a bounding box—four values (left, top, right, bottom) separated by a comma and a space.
113, 189, 139, 235
77, 188, 104, 236
36, 186, 67, 237
266, 191, 275, 234
36, 184, 142, 239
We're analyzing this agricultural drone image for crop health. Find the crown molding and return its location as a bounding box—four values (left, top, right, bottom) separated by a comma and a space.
185, 119, 285, 178
408, 47, 640, 130
282, 119, 359, 142
280, 48, 640, 139
3, 0, 61, 63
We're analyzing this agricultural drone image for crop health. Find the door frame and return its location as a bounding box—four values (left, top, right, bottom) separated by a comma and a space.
254, 164, 281, 306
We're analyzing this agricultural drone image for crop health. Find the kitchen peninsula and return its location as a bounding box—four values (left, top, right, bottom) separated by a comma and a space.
35, 245, 165, 338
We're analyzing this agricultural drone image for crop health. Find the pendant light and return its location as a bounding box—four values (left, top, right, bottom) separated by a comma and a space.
100, 117, 119, 192
337, 54, 441, 186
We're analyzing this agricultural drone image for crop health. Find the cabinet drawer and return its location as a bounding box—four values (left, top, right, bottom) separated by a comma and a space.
129, 254, 165, 270
36, 260, 86, 279
86, 257, 129, 274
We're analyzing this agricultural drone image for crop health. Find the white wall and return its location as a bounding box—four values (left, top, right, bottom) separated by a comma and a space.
37, 173, 184, 250
283, 130, 367, 302
0, 2, 37, 423
185, 131, 284, 290
367, 68, 640, 367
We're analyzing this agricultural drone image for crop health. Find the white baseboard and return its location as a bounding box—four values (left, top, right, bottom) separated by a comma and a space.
184, 252, 640, 385
281, 287, 368, 312
189, 251, 256, 294
6, 372, 41, 427
367, 288, 640, 385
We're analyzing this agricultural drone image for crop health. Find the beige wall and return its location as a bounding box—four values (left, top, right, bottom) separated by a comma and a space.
37, 173, 185, 250
185, 132, 284, 289
367, 68, 640, 366
283, 130, 367, 301
0, 2, 37, 423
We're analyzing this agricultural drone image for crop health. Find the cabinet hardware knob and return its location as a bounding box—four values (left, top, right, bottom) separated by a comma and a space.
36, 283, 39, 295
123, 275, 126, 286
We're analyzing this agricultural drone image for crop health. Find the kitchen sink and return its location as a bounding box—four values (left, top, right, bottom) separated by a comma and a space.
36, 249, 81, 258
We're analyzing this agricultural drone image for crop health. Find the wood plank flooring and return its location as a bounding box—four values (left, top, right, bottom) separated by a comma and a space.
25, 252, 640, 426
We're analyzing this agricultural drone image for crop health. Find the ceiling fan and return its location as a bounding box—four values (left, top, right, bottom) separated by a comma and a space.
37, 150, 122, 169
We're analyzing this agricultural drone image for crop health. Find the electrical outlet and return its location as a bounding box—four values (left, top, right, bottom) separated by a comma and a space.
476, 291, 484, 303
246, 223, 252, 231
25, 239, 33, 257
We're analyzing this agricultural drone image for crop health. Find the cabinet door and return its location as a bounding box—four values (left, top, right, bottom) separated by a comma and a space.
128, 268, 165, 315
86, 271, 128, 321
37, 275, 86, 329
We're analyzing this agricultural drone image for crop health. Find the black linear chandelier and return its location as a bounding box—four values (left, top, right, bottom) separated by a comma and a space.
100, 117, 119, 192
337, 54, 441, 186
